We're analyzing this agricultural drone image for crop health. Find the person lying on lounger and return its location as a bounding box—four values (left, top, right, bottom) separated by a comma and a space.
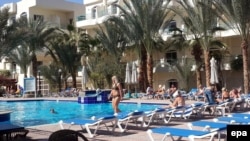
163, 91, 185, 109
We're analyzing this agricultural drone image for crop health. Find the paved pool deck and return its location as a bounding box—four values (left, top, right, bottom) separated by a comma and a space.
0, 97, 241, 141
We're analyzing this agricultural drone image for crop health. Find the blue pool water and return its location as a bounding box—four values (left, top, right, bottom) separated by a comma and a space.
0, 100, 162, 127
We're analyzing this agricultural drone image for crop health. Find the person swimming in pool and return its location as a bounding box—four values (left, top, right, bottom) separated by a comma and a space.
50, 108, 57, 114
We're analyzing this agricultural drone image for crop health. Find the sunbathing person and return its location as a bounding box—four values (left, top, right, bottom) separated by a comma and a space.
229, 88, 242, 102
195, 84, 204, 101
167, 84, 177, 102
146, 85, 155, 99
154, 85, 165, 99
163, 91, 185, 109
221, 87, 230, 101
214, 87, 230, 103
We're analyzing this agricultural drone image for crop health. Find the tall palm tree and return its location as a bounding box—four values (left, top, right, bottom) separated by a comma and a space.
95, 21, 126, 63
44, 32, 82, 89
113, 0, 175, 91
94, 21, 127, 86
7, 43, 32, 78
0, 8, 24, 57
212, 0, 250, 93
16, 17, 56, 79
171, 0, 224, 87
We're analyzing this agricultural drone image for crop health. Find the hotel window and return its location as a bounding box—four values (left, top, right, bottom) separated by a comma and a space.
164, 20, 177, 34
20, 12, 27, 18
34, 15, 44, 21
92, 7, 96, 19
69, 19, 73, 24
165, 50, 177, 65
111, 5, 117, 14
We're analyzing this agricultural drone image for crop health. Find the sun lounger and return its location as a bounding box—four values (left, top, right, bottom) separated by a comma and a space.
191, 102, 206, 117
214, 116, 250, 124
143, 108, 169, 126
228, 113, 250, 119
170, 105, 193, 119
147, 127, 217, 141
0, 121, 29, 141
116, 111, 146, 132
187, 88, 198, 100
187, 120, 228, 140
59, 115, 118, 138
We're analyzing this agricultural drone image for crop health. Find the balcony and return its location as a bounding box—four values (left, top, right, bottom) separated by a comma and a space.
76, 4, 120, 28
153, 55, 238, 73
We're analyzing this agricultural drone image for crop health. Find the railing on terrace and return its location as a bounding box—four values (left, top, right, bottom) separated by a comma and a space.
77, 4, 128, 22
153, 55, 241, 72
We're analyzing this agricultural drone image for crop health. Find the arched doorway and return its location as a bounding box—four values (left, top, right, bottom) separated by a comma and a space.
167, 79, 178, 89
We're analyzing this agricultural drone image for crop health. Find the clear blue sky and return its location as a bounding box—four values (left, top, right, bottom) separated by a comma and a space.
0, 0, 83, 6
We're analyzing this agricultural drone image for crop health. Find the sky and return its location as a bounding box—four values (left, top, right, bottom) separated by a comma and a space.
0, 0, 83, 6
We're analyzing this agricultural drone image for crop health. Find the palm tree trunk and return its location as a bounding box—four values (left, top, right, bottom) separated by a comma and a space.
72, 73, 77, 88
147, 53, 153, 87
196, 69, 202, 87
138, 46, 147, 92
204, 50, 210, 87
32, 55, 38, 94
242, 39, 249, 94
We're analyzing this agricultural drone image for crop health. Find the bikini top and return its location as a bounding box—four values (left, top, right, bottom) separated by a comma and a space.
112, 84, 119, 91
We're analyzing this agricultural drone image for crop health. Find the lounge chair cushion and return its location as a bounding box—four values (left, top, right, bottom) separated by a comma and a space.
150, 127, 213, 137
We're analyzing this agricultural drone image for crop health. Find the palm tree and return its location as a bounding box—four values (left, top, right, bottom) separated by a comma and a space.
113, 0, 175, 91
39, 63, 61, 92
95, 21, 126, 63
0, 8, 24, 57
16, 17, 56, 79
212, 0, 250, 93
7, 43, 33, 78
44, 32, 82, 89
171, 0, 224, 87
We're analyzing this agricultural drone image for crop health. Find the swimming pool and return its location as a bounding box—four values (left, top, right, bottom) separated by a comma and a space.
0, 100, 163, 127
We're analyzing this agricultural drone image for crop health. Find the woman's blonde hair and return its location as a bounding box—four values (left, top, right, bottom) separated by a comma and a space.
112, 75, 119, 83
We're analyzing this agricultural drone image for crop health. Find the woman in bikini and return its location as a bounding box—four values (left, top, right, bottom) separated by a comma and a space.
110, 75, 123, 114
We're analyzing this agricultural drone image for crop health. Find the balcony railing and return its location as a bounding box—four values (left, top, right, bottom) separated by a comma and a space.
153, 55, 239, 73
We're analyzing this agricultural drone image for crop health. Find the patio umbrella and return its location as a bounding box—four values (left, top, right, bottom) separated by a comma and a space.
131, 62, 138, 84
210, 57, 219, 84
131, 62, 138, 97
125, 63, 131, 93
82, 66, 88, 90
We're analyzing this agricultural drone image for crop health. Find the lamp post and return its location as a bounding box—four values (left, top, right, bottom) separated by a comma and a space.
38, 70, 41, 95
58, 69, 62, 93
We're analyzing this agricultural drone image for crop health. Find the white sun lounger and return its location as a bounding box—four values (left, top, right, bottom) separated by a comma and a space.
147, 126, 217, 141
116, 111, 146, 132
59, 115, 118, 138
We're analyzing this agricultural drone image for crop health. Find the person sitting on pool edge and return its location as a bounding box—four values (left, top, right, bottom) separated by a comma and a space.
163, 91, 185, 109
